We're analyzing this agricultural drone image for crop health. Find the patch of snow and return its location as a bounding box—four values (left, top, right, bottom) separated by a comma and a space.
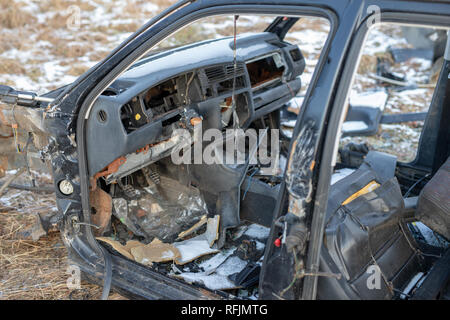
281, 120, 297, 128
174, 239, 218, 264
414, 222, 447, 247
244, 224, 270, 240
216, 256, 247, 276
199, 248, 236, 273
178, 273, 237, 291
350, 90, 388, 111
255, 240, 266, 251
161, 250, 175, 259
179, 256, 247, 291
342, 121, 369, 133
331, 168, 355, 185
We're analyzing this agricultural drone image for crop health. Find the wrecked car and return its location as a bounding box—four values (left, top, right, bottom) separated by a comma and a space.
0, 0, 449, 300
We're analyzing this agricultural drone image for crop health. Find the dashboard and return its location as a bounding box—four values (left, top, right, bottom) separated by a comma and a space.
86, 32, 305, 177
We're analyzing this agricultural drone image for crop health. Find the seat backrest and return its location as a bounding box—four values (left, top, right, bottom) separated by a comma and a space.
318, 152, 423, 299
416, 156, 450, 241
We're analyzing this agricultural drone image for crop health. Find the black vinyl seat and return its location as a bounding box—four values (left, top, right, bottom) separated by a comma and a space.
318, 151, 424, 299
416, 156, 450, 241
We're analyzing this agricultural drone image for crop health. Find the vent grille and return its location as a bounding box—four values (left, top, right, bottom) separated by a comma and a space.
205, 63, 245, 82
225, 64, 245, 76
205, 66, 225, 81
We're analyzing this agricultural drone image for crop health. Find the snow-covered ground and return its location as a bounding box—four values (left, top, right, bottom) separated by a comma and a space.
0, 0, 170, 93
0, 2, 434, 164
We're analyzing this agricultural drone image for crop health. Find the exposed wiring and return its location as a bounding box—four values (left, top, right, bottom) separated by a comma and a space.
285, 81, 301, 111
279, 248, 341, 297
242, 167, 259, 200
185, 72, 195, 105
404, 173, 430, 198
231, 14, 240, 130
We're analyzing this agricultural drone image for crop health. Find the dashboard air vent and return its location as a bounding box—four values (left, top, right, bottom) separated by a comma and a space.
205, 63, 245, 83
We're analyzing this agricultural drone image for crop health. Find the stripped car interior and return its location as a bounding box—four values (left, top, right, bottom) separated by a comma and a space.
0, 0, 449, 300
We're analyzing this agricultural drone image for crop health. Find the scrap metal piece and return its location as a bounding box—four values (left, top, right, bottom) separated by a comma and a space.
98, 216, 221, 267
90, 188, 113, 236
18, 211, 60, 241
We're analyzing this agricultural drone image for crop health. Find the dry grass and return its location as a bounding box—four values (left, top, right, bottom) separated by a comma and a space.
0, 30, 31, 54
109, 22, 141, 34
291, 17, 330, 33
38, 0, 96, 13
46, 13, 73, 30
0, 58, 26, 74
66, 64, 89, 76
219, 21, 274, 37
88, 50, 110, 62
51, 42, 94, 59
357, 52, 394, 76
26, 66, 44, 82
149, 0, 177, 11
160, 24, 209, 48
0, 0, 36, 29
123, 2, 143, 17
0, 173, 126, 300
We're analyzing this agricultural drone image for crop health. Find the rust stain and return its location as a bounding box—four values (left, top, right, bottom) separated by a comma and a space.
89, 188, 113, 236
137, 145, 150, 154
198, 288, 222, 300
91, 156, 127, 190
289, 196, 303, 217
94, 156, 126, 181
286, 138, 298, 175
0, 156, 8, 178
309, 160, 316, 171
190, 117, 202, 127
136, 209, 147, 218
